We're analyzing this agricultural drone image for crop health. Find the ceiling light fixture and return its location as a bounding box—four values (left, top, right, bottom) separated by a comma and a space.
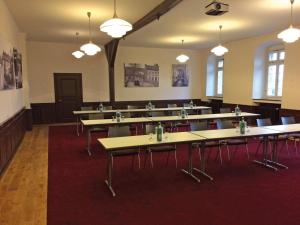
176, 40, 190, 63
100, 0, 133, 38
72, 32, 85, 59
278, 0, 300, 43
80, 12, 101, 56
211, 25, 229, 56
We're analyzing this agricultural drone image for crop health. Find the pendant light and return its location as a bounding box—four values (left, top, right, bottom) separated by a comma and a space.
100, 0, 133, 38
176, 40, 190, 63
211, 25, 229, 56
80, 12, 101, 56
278, 0, 300, 43
72, 32, 85, 59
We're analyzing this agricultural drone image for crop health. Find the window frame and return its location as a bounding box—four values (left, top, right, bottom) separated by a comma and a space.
214, 57, 224, 97
264, 45, 285, 100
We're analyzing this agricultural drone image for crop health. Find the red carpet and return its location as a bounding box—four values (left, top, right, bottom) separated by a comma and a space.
48, 125, 300, 225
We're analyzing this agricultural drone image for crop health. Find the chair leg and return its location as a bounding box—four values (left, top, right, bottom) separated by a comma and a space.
137, 153, 141, 169
245, 144, 250, 160
218, 145, 223, 165
295, 140, 299, 156
150, 151, 154, 168
198, 147, 202, 162
255, 141, 262, 157
226, 145, 230, 160
285, 140, 290, 157
144, 151, 148, 168
111, 156, 114, 168
174, 150, 178, 168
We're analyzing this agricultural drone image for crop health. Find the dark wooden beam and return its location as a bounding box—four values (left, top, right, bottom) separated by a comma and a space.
105, 39, 119, 103
104, 0, 182, 103
125, 0, 183, 37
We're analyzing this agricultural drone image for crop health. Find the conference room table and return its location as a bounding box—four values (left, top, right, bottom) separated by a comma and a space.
82, 112, 259, 155
73, 105, 211, 136
98, 123, 300, 197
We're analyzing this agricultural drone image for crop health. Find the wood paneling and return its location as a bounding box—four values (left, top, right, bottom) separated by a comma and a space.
31, 103, 56, 124
0, 108, 27, 176
279, 108, 300, 123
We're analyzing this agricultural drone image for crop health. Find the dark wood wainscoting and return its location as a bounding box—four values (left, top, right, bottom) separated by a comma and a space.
31, 103, 56, 124
0, 108, 27, 176
280, 109, 300, 123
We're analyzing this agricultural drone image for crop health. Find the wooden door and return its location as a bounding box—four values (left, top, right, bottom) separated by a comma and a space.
54, 73, 83, 122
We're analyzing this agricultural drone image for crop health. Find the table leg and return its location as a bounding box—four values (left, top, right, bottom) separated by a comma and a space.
181, 144, 201, 182
105, 153, 116, 197
266, 136, 288, 169
76, 116, 80, 136
193, 142, 214, 181
86, 128, 92, 156
253, 136, 278, 171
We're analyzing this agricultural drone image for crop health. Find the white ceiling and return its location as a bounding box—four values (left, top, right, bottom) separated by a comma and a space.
4, 0, 300, 49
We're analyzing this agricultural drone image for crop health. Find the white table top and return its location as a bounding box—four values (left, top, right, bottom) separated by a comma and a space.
148, 112, 260, 122
81, 117, 153, 126
73, 106, 210, 115
191, 127, 281, 140
262, 124, 300, 134
98, 132, 206, 150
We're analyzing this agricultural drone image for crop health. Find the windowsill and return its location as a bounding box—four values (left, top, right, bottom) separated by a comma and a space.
252, 99, 281, 104
207, 96, 223, 100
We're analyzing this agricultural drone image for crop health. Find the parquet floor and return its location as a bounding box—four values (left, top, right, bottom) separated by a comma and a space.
0, 125, 48, 225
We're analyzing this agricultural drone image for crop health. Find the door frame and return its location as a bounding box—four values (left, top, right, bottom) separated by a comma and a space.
53, 73, 83, 122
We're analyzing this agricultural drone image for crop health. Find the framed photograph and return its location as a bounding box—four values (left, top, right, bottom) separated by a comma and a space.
124, 63, 159, 87
13, 48, 23, 89
0, 41, 15, 91
172, 64, 189, 87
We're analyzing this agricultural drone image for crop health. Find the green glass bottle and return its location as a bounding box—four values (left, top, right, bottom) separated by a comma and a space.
156, 122, 163, 142
239, 117, 246, 134
116, 111, 121, 122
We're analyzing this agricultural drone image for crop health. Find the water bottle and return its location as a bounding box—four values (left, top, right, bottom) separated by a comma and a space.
116, 111, 121, 122
239, 117, 246, 134
235, 105, 240, 116
156, 122, 163, 142
148, 101, 152, 110
181, 108, 186, 119
189, 100, 194, 108
98, 103, 103, 112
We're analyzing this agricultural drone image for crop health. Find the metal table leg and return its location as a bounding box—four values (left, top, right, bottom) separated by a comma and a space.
193, 142, 214, 181
86, 128, 92, 156
181, 144, 201, 182
266, 136, 288, 169
76, 116, 80, 136
105, 153, 116, 197
253, 136, 278, 171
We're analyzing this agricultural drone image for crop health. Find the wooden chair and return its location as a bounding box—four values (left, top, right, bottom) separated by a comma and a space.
256, 118, 289, 157
108, 126, 140, 169
216, 119, 249, 160
80, 106, 93, 132
144, 124, 177, 168
190, 121, 223, 164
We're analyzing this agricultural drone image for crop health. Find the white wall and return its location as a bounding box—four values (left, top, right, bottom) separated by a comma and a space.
27, 41, 109, 103
115, 46, 203, 101
201, 30, 300, 110
0, 0, 29, 124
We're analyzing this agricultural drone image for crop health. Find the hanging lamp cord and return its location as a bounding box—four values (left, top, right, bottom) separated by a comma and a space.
87, 12, 92, 42
219, 25, 222, 44
113, 0, 118, 18
290, 0, 295, 26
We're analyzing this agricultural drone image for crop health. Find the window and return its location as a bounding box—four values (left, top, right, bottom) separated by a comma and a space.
216, 58, 224, 96
266, 48, 285, 98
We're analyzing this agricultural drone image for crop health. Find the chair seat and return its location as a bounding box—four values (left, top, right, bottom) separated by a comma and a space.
268, 135, 287, 140
90, 126, 108, 133
112, 149, 140, 157
223, 138, 247, 145
288, 133, 300, 139
192, 141, 220, 148
148, 145, 176, 152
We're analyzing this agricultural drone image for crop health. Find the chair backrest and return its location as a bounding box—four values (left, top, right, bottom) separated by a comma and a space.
145, 124, 156, 134
220, 107, 231, 113
167, 104, 177, 108
190, 121, 208, 131
88, 113, 104, 120
108, 126, 131, 137
281, 116, 296, 125
103, 105, 112, 110
216, 119, 234, 129
256, 118, 272, 127
150, 111, 165, 117
201, 108, 212, 115
183, 103, 190, 107
81, 106, 93, 111
127, 105, 138, 110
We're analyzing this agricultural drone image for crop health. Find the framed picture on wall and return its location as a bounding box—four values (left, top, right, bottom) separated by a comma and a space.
0, 38, 15, 91
172, 64, 189, 87
13, 48, 23, 89
124, 63, 159, 87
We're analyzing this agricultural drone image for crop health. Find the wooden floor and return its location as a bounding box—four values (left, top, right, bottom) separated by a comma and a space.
0, 125, 48, 225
